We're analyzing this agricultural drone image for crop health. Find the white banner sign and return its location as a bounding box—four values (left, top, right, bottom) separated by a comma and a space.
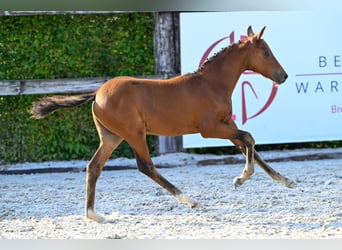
180, 11, 342, 148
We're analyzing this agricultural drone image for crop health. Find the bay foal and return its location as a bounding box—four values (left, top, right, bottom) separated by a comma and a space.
31, 26, 296, 222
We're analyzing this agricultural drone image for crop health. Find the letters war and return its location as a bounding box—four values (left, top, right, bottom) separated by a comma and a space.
295, 80, 339, 94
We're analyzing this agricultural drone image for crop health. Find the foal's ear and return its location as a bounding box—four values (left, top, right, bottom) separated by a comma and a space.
256, 26, 266, 40
247, 26, 254, 37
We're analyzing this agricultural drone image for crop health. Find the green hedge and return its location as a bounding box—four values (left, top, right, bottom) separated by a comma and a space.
0, 13, 155, 163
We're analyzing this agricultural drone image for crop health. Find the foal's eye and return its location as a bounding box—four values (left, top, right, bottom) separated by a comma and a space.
263, 50, 270, 58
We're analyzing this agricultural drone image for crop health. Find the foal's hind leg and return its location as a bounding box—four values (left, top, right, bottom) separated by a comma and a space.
129, 135, 201, 209
85, 119, 123, 222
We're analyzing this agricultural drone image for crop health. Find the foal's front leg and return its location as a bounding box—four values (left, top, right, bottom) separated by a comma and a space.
254, 151, 296, 188
228, 120, 296, 189
232, 131, 256, 189
200, 120, 256, 189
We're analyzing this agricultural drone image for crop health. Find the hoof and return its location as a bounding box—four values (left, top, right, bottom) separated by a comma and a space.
284, 178, 297, 189
86, 209, 105, 223
233, 177, 242, 190
176, 194, 201, 209
191, 201, 202, 209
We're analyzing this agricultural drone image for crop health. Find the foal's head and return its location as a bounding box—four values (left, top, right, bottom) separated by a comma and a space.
243, 26, 288, 84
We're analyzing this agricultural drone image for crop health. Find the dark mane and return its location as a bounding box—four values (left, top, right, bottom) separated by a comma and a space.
193, 41, 241, 74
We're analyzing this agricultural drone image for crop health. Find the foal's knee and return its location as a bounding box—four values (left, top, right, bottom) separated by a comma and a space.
237, 130, 255, 149
245, 132, 255, 149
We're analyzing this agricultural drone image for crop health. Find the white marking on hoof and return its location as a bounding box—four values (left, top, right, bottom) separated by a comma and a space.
176, 194, 202, 209
86, 209, 105, 223
284, 177, 297, 189
233, 177, 242, 190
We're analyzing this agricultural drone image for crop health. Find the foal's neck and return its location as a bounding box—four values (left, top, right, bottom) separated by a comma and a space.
198, 44, 248, 95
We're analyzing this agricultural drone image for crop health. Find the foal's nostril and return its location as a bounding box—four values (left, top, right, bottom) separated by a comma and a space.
274, 71, 288, 84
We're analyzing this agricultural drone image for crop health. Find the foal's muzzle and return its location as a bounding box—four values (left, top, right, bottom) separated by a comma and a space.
273, 70, 288, 85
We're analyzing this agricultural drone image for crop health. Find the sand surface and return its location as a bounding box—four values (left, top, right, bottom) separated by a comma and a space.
0, 151, 341, 239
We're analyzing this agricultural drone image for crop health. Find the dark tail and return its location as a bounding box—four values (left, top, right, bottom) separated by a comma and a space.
30, 93, 96, 119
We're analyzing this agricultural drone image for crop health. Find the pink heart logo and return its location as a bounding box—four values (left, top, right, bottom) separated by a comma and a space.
241, 80, 278, 125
